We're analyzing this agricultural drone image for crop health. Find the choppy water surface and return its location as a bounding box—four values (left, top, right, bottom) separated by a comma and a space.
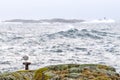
0, 22, 120, 73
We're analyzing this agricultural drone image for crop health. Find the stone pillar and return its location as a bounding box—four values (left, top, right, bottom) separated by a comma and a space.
23, 62, 31, 70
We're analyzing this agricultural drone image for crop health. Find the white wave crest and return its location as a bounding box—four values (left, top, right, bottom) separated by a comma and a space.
84, 19, 115, 23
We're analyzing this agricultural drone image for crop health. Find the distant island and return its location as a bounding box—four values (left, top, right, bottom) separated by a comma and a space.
4, 18, 85, 23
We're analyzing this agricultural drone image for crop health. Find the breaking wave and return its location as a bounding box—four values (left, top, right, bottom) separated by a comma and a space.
41, 28, 112, 41
84, 19, 115, 23
0, 22, 120, 73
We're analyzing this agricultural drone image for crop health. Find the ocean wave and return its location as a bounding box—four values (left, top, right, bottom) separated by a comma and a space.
84, 19, 115, 23
40, 28, 111, 41
0, 22, 120, 73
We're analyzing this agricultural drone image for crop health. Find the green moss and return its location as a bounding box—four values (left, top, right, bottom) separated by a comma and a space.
33, 67, 51, 80
67, 73, 81, 78
0, 70, 35, 80
0, 64, 119, 80
36, 64, 119, 80
48, 64, 68, 71
69, 67, 82, 73
97, 64, 116, 72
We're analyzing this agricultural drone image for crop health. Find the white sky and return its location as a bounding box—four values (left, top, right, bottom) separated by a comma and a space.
0, 0, 120, 20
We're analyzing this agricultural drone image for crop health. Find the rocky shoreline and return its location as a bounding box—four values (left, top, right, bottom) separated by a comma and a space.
0, 64, 120, 80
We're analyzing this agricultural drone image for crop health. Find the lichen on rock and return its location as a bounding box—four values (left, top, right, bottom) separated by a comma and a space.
0, 64, 120, 80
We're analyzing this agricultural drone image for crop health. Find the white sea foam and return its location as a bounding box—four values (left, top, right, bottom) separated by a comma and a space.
84, 19, 115, 23
0, 22, 120, 73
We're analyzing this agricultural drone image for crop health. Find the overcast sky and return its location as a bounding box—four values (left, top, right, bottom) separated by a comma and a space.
0, 0, 120, 20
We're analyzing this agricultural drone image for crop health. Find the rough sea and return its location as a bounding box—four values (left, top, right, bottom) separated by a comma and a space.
0, 21, 120, 73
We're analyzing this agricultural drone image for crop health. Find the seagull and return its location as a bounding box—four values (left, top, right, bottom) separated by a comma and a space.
22, 55, 29, 61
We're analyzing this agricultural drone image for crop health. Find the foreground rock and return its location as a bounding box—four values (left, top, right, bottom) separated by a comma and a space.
0, 64, 120, 80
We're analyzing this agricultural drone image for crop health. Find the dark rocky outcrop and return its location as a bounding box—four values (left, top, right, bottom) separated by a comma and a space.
4, 18, 85, 23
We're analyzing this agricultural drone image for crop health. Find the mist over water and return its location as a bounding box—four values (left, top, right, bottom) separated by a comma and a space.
0, 21, 120, 73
